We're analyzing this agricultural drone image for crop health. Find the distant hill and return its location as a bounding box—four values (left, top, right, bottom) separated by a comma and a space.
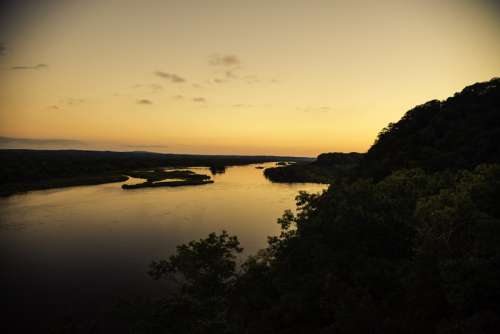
0, 149, 313, 195
361, 77, 500, 178
264, 152, 363, 183
264, 78, 499, 184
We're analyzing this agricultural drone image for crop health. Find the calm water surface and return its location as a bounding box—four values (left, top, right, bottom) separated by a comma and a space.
0, 163, 326, 330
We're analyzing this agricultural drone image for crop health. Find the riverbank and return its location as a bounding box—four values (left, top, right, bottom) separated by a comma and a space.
122, 169, 213, 189
0, 150, 314, 196
122, 179, 214, 189
0, 174, 129, 197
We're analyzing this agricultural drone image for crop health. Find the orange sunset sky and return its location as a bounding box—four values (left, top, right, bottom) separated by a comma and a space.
1, 0, 499, 156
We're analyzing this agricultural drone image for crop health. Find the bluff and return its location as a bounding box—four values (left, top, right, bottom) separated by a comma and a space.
361, 78, 500, 178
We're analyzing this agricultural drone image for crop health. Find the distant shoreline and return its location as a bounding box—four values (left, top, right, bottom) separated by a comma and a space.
0, 174, 129, 197
0, 149, 315, 196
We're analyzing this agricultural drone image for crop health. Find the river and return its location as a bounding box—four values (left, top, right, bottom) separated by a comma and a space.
0, 163, 327, 331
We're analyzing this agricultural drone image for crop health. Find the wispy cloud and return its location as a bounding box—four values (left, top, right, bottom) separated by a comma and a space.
172, 95, 184, 100
209, 54, 241, 67
225, 68, 240, 79
10, 63, 48, 70
207, 54, 276, 85
0, 43, 6, 56
192, 97, 206, 103
0, 136, 84, 148
47, 98, 85, 110
64, 98, 85, 106
137, 99, 153, 105
125, 144, 169, 149
242, 75, 261, 84
207, 54, 243, 84
213, 78, 227, 84
133, 83, 163, 92
154, 71, 186, 83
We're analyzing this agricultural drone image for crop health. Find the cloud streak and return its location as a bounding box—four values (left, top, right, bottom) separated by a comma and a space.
133, 83, 163, 92
192, 97, 206, 103
154, 71, 186, 83
207, 54, 276, 85
10, 63, 48, 70
65, 98, 85, 106
0, 136, 84, 147
213, 78, 227, 84
209, 54, 241, 67
137, 99, 153, 105
125, 144, 169, 149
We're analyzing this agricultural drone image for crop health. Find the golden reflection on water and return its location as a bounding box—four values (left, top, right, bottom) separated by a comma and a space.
0, 163, 326, 254
0, 163, 327, 325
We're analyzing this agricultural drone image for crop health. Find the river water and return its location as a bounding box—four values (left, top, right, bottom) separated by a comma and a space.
0, 163, 326, 331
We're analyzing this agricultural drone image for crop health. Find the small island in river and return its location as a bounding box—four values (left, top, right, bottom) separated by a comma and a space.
0, 150, 313, 196
122, 169, 213, 189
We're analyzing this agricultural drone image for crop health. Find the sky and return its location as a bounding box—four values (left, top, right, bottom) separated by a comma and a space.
0, 0, 499, 156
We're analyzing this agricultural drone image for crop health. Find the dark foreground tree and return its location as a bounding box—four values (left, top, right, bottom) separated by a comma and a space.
120, 231, 242, 334
132, 165, 500, 334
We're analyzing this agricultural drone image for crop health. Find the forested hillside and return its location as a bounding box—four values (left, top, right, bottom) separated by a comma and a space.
264, 152, 363, 183
361, 78, 500, 178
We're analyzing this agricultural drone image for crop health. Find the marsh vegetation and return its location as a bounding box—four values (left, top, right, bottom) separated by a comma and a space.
122, 169, 213, 189
0, 151, 313, 196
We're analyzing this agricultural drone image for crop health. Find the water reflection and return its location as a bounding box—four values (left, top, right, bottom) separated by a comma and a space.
0, 163, 326, 330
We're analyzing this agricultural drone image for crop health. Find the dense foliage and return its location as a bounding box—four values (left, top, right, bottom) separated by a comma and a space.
0, 149, 312, 185
361, 78, 500, 178
234, 165, 500, 333
134, 165, 500, 333
121, 232, 243, 333
264, 152, 363, 183
137, 78, 500, 333
0, 150, 312, 196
